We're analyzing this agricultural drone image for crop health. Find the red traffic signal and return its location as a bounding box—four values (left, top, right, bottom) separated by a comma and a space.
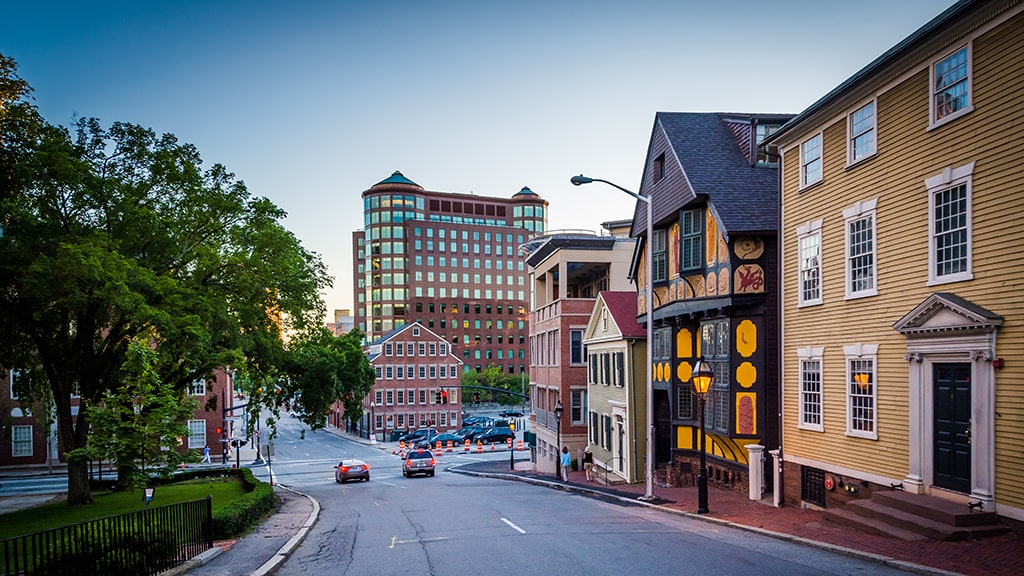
216, 427, 223, 435
440, 390, 448, 404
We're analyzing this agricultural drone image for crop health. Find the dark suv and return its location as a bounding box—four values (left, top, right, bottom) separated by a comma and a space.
475, 427, 515, 444
403, 449, 436, 477
399, 428, 437, 444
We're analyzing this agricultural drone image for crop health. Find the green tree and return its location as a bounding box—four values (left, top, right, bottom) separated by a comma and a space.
71, 333, 200, 491
462, 365, 527, 405
0, 55, 330, 505
283, 327, 375, 433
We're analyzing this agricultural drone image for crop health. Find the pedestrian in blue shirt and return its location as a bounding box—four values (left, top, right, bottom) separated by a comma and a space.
560, 446, 571, 482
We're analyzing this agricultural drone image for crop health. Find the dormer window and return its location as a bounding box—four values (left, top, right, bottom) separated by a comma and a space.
653, 153, 665, 183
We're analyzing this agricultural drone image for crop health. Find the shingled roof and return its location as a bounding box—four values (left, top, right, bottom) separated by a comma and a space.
599, 291, 645, 339
633, 112, 787, 238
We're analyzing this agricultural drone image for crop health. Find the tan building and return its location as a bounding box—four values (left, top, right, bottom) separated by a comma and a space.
582, 291, 646, 484
770, 0, 1024, 521
522, 225, 635, 475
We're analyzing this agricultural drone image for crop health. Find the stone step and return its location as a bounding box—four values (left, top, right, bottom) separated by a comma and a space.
822, 508, 929, 541
845, 499, 977, 541
872, 490, 999, 527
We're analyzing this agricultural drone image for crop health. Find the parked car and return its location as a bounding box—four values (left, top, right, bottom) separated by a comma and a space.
461, 416, 491, 428
399, 428, 437, 444
335, 459, 370, 483
455, 426, 486, 441
403, 449, 436, 477
499, 410, 524, 418
426, 433, 465, 446
475, 427, 515, 444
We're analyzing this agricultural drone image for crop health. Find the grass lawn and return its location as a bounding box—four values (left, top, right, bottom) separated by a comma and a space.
0, 476, 249, 541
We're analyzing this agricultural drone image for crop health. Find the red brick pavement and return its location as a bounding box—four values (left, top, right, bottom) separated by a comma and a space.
553, 467, 1023, 576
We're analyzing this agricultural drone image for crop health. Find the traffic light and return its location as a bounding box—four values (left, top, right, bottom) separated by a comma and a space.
216, 427, 223, 435
435, 389, 442, 404
441, 390, 448, 404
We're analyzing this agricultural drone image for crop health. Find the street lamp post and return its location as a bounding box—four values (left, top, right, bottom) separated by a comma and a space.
369, 401, 376, 444
553, 400, 564, 480
691, 357, 715, 514
571, 174, 656, 501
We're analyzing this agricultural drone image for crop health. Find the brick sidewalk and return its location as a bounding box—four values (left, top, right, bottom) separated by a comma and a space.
486, 463, 1022, 576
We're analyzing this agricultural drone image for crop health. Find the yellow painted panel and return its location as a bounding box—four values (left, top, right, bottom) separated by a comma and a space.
676, 327, 693, 358
677, 360, 693, 383
736, 362, 756, 388
736, 320, 757, 357
677, 426, 695, 450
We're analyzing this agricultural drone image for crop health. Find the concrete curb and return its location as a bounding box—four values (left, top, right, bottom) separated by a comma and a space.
449, 465, 963, 576
249, 485, 321, 576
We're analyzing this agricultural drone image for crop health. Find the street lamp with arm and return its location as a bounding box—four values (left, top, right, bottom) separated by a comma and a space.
571, 174, 656, 501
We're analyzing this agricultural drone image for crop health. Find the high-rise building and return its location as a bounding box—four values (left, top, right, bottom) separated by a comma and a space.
352, 171, 548, 375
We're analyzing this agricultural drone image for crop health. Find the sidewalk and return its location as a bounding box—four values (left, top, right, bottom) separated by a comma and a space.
453, 460, 1021, 576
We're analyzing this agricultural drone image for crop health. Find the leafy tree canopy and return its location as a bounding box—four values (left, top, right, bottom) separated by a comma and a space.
0, 54, 331, 504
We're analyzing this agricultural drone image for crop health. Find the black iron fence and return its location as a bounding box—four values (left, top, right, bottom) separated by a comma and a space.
1, 496, 213, 576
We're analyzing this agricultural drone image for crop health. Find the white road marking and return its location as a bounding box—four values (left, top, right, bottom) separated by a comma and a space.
501, 518, 526, 534
389, 536, 448, 548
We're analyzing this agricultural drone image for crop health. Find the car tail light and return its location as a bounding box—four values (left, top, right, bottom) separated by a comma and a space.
430, 458, 436, 466
362, 464, 369, 470
339, 466, 349, 472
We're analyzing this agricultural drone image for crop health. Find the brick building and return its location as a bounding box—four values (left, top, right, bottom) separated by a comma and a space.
351, 171, 547, 376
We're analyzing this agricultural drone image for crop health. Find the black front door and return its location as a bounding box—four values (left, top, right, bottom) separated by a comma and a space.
933, 363, 971, 493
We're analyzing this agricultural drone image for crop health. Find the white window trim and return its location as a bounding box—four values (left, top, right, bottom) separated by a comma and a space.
188, 419, 206, 449
843, 198, 879, 300
9, 370, 20, 400
926, 162, 975, 286
12, 424, 34, 457
847, 98, 877, 167
799, 132, 824, 190
796, 219, 823, 307
797, 347, 825, 432
928, 43, 974, 131
189, 379, 207, 396
844, 343, 879, 440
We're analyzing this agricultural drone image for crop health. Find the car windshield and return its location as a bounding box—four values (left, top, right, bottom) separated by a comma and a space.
407, 451, 432, 459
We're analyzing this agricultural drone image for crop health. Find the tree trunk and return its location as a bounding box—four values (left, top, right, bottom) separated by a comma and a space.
66, 460, 94, 506
56, 392, 94, 505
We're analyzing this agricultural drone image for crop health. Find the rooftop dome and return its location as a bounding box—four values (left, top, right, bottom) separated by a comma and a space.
513, 186, 539, 198
373, 170, 422, 188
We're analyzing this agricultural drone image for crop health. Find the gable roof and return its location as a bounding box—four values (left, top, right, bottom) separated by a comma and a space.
600, 291, 645, 338
633, 112, 788, 238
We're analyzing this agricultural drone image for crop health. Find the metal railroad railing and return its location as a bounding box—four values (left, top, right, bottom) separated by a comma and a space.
1, 496, 213, 576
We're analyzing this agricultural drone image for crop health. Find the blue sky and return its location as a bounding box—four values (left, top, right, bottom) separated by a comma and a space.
2, 0, 954, 318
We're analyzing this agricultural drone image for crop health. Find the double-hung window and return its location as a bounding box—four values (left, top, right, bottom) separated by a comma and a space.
797, 347, 824, 431
652, 229, 668, 283
926, 162, 974, 285
700, 320, 731, 434
848, 101, 876, 164
570, 330, 585, 365
797, 219, 823, 306
930, 45, 972, 128
570, 389, 586, 425
680, 209, 703, 272
800, 133, 823, 188
12, 425, 33, 457
188, 420, 206, 449
843, 198, 878, 299
189, 379, 206, 396
845, 343, 878, 439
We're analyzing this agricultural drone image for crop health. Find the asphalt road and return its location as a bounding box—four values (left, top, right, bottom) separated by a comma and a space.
249, 415, 915, 576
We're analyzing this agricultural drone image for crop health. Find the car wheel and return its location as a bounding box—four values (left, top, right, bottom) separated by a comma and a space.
335, 477, 341, 483
402, 471, 408, 478
365, 476, 370, 482
429, 471, 435, 477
